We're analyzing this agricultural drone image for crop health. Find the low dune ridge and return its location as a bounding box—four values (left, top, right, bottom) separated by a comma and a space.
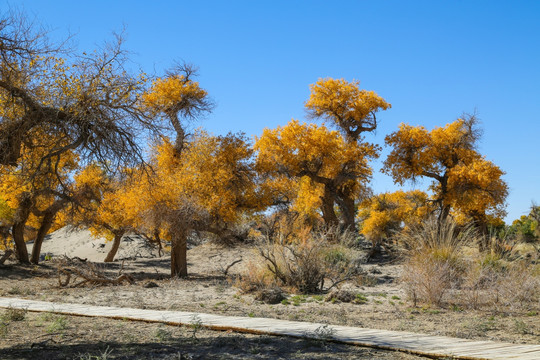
26, 227, 163, 262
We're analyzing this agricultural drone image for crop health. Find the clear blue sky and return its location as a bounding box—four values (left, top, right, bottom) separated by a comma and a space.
4, 0, 540, 223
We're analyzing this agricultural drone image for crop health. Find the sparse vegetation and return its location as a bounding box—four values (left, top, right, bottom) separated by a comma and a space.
1, 5, 539, 359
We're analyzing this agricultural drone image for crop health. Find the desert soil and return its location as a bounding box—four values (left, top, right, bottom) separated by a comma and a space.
1, 231, 539, 359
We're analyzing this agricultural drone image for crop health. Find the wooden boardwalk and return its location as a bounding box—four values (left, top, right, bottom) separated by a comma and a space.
1, 297, 538, 359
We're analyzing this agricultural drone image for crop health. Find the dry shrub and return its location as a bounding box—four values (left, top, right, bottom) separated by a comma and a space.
400, 217, 473, 306
235, 260, 277, 294
400, 217, 540, 311
461, 258, 540, 312
239, 227, 363, 294
402, 256, 461, 306
494, 261, 540, 311
325, 288, 357, 303
459, 258, 500, 309
235, 259, 286, 303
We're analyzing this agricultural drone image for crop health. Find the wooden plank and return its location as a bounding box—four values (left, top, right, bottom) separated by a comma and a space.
1, 297, 539, 360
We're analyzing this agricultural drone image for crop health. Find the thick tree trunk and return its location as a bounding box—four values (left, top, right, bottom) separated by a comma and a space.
171, 230, 188, 277
30, 211, 55, 264
12, 220, 29, 264
320, 186, 339, 229
104, 230, 125, 262
12, 194, 33, 264
336, 193, 356, 231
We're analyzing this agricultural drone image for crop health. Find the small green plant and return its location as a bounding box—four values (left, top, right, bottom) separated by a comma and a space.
189, 314, 203, 340
526, 311, 538, 316
514, 319, 530, 335
2, 307, 26, 321
77, 346, 113, 360
281, 299, 290, 305
391, 295, 401, 300
354, 293, 368, 304
0, 323, 7, 337
312, 295, 324, 302
247, 312, 255, 318
290, 295, 308, 306
312, 324, 336, 341
421, 308, 440, 315
7, 287, 22, 295
154, 326, 172, 342
46, 315, 68, 333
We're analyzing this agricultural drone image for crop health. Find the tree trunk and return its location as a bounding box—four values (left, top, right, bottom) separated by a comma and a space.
320, 186, 339, 229
104, 230, 125, 262
336, 193, 356, 231
473, 214, 489, 252
30, 211, 55, 264
31, 199, 68, 264
0, 249, 13, 265
12, 194, 33, 264
154, 229, 163, 257
12, 220, 29, 264
171, 230, 188, 277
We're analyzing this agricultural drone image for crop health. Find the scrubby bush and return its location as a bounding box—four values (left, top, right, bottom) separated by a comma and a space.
400, 217, 473, 306
401, 216, 540, 312
239, 227, 364, 295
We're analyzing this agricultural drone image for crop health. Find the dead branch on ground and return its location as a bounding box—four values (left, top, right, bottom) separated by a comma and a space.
55, 256, 134, 287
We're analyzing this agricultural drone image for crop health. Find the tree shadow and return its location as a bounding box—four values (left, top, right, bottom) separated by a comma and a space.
0, 333, 401, 359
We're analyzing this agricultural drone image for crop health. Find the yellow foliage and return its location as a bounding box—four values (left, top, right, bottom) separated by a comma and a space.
107, 130, 260, 243
358, 190, 431, 245
305, 78, 391, 141
143, 75, 208, 115
383, 117, 508, 225
255, 119, 379, 220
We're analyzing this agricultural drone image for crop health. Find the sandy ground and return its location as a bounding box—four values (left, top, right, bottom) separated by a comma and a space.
1, 227, 539, 357
1, 311, 425, 359
26, 227, 161, 263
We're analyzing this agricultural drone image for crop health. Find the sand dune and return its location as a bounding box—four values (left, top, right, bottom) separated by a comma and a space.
26, 227, 163, 262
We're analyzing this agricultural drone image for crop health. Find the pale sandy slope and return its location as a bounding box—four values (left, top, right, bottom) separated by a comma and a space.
26, 227, 163, 262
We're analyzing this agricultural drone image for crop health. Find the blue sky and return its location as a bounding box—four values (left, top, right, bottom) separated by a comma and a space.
3, 0, 540, 223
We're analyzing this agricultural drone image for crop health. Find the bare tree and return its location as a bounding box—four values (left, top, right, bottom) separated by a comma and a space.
0, 10, 158, 174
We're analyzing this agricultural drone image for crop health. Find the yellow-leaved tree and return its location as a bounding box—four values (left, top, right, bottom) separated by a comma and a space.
255, 120, 378, 229
358, 190, 431, 256
305, 78, 391, 143
66, 164, 143, 262
140, 66, 260, 277
255, 78, 390, 230
0, 129, 81, 263
126, 131, 260, 277
382, 115, 508, 249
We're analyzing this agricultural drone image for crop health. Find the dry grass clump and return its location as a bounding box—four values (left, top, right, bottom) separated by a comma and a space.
237, 227, 363, 295
460, 257, 540, 312
400, 217, 471, 306
400, 217, 540, 313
